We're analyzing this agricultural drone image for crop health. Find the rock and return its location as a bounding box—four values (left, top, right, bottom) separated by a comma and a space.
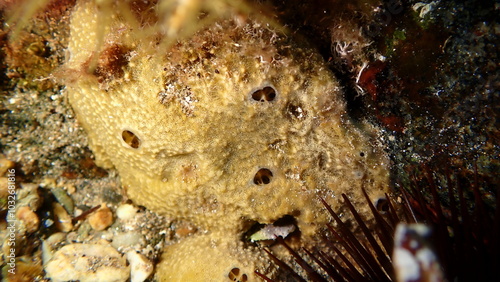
16, 206, 40, 233
42, 232, 67, 264
111, 231, 143, 250
88, 204, 113, 231
53, 202, 73, 232
0, 158, 15, 176
16, 183, 42, 211
45, 243, 129, 282
116, 203, 138, 221
0, 177, 9, 204
51, 186, 74, 214
126, 250, 154, 282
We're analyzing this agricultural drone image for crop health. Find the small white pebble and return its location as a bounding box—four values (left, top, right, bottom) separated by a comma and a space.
116, 204, 138, 220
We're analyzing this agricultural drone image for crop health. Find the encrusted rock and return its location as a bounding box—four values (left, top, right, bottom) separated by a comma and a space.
45, 243, 129, 282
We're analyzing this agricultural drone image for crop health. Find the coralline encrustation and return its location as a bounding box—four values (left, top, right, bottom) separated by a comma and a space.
64, 0, 389, 280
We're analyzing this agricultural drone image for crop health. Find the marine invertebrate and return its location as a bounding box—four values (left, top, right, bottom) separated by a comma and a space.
1, 1, 497, 281
2, 0, 391, 280
62, 0, 390, 280
257, 163, 499, 282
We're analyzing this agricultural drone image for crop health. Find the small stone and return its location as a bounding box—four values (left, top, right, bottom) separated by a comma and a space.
116, 203, 138, 221
51, 186, 74, 214
88, 204, 113, 231
0, 177, 9, 200
111, 231, 143, 250
66, 184, 76, 194
53, 202, 73, 232
16, 206, 40, 233
17, 183, 42, 210
45, 243, 129, 282
42, 232, 67, 264
126, 250, 154, 282
40, 177, 57, 189
0, 158, 15, 176
74, 207, 83, 217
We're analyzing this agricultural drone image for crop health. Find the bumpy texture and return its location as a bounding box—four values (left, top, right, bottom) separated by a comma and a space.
65, 1, 389, 280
